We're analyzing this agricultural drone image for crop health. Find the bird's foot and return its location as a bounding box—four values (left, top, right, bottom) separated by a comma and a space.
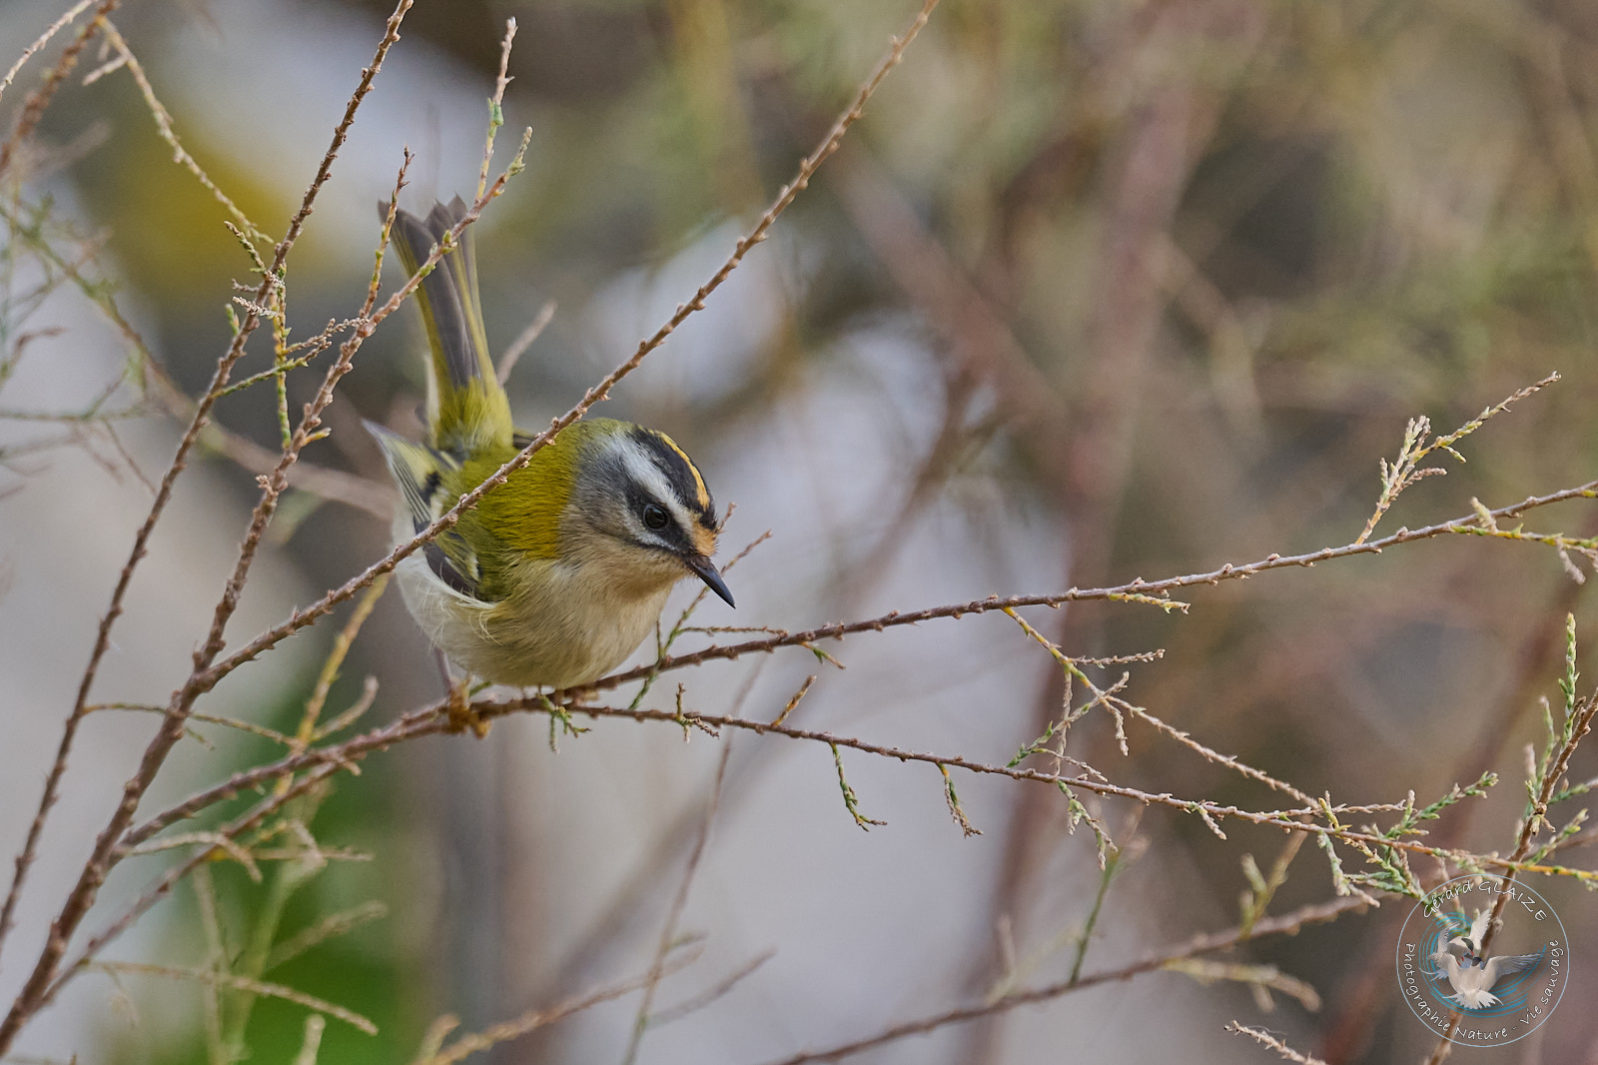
445, 677, 491, 738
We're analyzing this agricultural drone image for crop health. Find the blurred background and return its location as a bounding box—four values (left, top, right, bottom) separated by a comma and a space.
3, 0, 1598, 1062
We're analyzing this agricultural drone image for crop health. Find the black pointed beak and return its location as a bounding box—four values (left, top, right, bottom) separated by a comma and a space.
684, 554, 735, 607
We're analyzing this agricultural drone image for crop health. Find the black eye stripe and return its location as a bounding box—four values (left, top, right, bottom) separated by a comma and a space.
629, 428, 717, 528
624, 485, 691, 551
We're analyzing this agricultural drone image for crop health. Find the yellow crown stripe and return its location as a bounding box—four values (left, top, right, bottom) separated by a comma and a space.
657, 432, 711, 510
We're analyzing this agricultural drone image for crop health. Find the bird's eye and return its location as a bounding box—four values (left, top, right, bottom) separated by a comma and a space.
642, 503, 670, 530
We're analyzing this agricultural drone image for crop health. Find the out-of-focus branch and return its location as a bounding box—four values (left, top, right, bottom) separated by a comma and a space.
0, 0, 98, 108
0, 0, 419, 1048
1224, 1022, 1329, 1065
755, 896, 1368, 1065
0, 0, 119, 176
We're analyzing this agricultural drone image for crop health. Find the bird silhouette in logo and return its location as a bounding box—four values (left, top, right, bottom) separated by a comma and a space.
1428, 907, 1545, 1010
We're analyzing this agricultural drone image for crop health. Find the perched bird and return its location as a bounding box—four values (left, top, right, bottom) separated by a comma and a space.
367, 198, 732, 698
1428, 908, 1544, 1010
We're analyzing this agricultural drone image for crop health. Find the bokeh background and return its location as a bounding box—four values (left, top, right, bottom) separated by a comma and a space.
3, 0, 1598, 1062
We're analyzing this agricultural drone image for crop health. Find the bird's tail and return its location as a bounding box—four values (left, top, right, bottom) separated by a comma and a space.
387, 197, 512, 455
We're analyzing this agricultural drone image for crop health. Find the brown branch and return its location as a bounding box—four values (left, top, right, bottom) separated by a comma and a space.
622, 742, 733, 1065
475, 17, 517, 203
496, 300, 556, 384
1421, 686, 1598, 1064
86, 960, 375, 1036
40, 759, 345, 1014
649, 950, 776, 1028
121, 694, 1581, 888
0, 1, 418, 1049
755, 896, 1368, 1065
16, 210, 391, 517
414, 953, 700, 1065
0, 0, 97, 108
1224, 1022, 1329, 1065
189, 411, 392, 519
26, 596, 1598, 1000
0, 0, 118, 177
586, 478, 1598, 692
95, 18, 267, 243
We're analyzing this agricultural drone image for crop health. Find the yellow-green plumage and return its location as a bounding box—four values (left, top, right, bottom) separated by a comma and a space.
368, 199, 732, 690
388, 198, 512, 456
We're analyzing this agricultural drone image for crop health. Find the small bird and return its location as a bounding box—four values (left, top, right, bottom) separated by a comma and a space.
366, 198, 733, 701
1428, 908, 1544, 1010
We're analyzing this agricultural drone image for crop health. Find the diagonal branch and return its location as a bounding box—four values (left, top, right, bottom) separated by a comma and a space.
754, 897, 1368, 1065
0, 1, 417, 1048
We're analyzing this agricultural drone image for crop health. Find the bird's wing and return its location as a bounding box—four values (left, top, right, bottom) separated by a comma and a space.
1484, 950, 1545, 988
365, 421, 483, 600
1469, 908, 1492, 946
1431, 954, 1462, 985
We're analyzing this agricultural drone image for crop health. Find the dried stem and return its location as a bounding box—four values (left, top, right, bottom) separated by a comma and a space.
413, 953, 700, 1065
0, 0, 98, 108
95, 18, 268, 243
757, 897, 1367, 1065
121, 692, 1584, 896
620, 742, 733, 1065
0, 0, 119, 176
0, 3, 417, 1047
586, 477, 1598, 693
1224, 1022, 1329, 1065
1422, 683, 1598, 1062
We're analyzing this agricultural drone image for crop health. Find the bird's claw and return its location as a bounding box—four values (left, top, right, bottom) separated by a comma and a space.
445, 678, 490, 738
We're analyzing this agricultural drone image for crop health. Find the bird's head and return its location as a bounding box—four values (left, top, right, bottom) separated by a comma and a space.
565, 420, 733, 605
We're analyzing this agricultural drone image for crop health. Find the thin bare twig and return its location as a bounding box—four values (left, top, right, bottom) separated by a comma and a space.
621, 742, 734, 1065
586, 477, 1598, 692
757, 897, 1367, 1065
0, 8, 417, 1040
413, 953, 701, 1065
0, 0, 119, 176
120, 685, 1580, 907
95, 18, 268, 243
120, 472, 1598, 855
649, 950, 776, 1028
1422, 678, 1598, 1062
1224, 1022, 1329, 1065
41, 759, 346, 1013
0, 0, 97, 108
496, 300, 556, 384
1355, 373, 1559, 545
87, 960, 375, 1035
476, 18, 517, 202
0, 203, 393, 516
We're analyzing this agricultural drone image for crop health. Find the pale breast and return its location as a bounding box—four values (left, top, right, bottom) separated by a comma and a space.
394, 550, 677, 689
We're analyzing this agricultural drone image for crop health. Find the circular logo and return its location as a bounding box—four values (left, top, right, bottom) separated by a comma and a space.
1394, 874, 1569, 1045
